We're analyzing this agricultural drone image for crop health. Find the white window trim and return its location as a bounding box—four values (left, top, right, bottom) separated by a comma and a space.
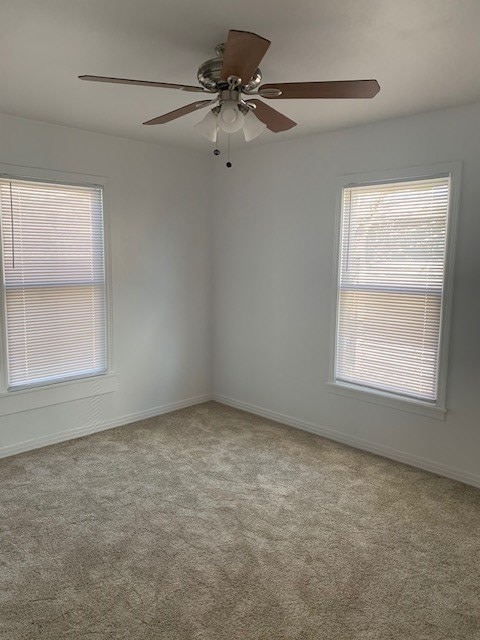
327, 162, 462, 421
0, 163, 116, 414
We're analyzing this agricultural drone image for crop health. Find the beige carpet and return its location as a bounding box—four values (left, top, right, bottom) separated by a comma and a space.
1, 401, 479, 639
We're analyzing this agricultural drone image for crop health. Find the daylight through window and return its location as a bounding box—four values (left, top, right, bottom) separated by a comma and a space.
335, 176, 451, 403
0, 177, 107, 389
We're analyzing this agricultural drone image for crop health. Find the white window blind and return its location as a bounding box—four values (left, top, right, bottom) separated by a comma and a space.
335, 176, 450, 403
0, 177, 107, 389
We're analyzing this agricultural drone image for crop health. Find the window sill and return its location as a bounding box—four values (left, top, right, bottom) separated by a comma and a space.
326, 381, 446, 421
0, 373, 118, 417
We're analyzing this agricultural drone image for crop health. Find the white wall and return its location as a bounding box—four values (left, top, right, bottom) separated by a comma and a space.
212, 102, 480, 487
0, 112, 211, 456
2, 103, 479, 488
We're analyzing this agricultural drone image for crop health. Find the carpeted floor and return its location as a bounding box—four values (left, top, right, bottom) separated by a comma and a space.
1, 401, 479, 639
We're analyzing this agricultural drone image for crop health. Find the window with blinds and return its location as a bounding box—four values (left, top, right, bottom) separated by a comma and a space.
335, 176, 451, 403
0, 177, 107, 389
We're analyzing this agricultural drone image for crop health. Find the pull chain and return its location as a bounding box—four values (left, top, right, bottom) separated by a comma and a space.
226, 134, 232, 168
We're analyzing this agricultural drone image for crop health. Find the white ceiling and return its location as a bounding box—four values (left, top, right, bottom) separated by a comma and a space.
1, 0, 480, 150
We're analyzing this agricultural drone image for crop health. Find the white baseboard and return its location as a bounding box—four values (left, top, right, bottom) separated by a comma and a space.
4, 392, 478, 490
213, 394, 480, 489
0, 394, 212, 460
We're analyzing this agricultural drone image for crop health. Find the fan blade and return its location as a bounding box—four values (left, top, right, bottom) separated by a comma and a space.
79, 75, 207, 93
258, 80, 380, 99
247, 100, 296, 133
221, 30, 270, 84
143, 100, 214, 125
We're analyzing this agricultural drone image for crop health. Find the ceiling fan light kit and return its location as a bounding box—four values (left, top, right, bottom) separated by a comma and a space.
194, 102, 266, 144
194, 82, 268, 143
79, 28, 380, 165
243, 109, 267, 141
194, 110, 219, 142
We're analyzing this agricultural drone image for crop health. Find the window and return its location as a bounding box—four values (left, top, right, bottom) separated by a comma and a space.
0, 176, 107, 390
332, 169, 458, 414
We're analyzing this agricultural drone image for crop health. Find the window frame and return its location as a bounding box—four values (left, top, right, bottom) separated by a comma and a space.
0, 164, 116, 415
327, 162, 461, 421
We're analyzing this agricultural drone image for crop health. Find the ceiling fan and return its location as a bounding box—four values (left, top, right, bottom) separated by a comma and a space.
79, 29, 380, 144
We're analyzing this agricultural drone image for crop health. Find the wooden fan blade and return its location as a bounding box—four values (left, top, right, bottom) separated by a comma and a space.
258, 80, 380, 99
79, 75, 207, 93
220, 30, 270, 84
143, 100, 213, 125
247, 100, 296, 133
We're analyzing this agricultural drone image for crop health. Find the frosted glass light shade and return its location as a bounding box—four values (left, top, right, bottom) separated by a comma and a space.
194, 103, 267, 143
243, 110, 267, 141
194, 110, 218, 142
217, 101, 245, 133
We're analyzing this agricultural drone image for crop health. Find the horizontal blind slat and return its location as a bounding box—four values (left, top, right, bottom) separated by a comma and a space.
0, 178, 107, 388
336, 176, 449, 402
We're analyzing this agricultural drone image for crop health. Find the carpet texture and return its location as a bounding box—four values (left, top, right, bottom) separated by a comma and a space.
1, 401, 479, 639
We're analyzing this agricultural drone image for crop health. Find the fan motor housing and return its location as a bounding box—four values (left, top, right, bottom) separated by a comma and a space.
197, 45, 262, 93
